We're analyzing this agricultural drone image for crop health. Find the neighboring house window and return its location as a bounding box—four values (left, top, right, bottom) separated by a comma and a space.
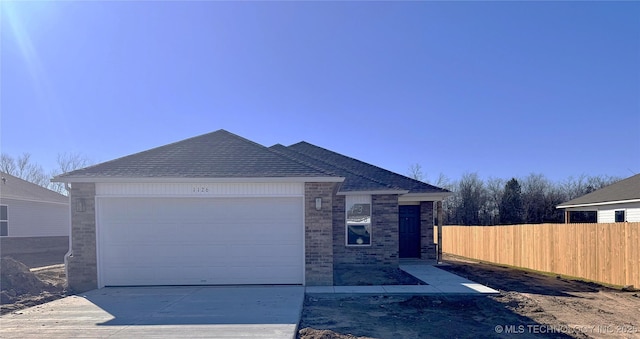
615, 210, 625, 222
0, 205, 7, 236
346, 195, 371, 246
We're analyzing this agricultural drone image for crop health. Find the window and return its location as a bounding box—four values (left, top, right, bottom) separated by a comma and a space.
346, 195, 371, 246
615, 210, 625, 222
0, 205, 7, 236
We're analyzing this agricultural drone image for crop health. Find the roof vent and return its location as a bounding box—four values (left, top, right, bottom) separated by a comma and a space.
1, 177, 5, 184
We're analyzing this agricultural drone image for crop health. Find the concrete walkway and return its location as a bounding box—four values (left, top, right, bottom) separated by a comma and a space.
306, 263, 498, 295
0, 286, 304, 338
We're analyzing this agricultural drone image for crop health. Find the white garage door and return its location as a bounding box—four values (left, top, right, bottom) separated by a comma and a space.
97, 197, 303, 286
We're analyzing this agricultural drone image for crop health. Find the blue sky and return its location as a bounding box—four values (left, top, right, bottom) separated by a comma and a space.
2, 1, 639, 184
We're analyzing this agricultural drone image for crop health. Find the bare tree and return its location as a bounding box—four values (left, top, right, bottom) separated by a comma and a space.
433, 172, 451, 188
49, 152, 93, 194
407, 163, 425, 182
0, 154, 17, 174
521, 173, 550, 223
1, 152, 92, 195
0, 153, 48, 187
457, 172, 486, 225
484, 177, 505, 225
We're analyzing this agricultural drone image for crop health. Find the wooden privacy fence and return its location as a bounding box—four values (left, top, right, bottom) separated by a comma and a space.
439, 223, 640, 288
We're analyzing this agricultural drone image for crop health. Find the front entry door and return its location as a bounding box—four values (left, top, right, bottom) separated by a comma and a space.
399, 205, 421, 258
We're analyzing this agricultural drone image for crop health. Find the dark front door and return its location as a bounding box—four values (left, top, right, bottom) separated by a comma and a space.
399, 205, 421, 258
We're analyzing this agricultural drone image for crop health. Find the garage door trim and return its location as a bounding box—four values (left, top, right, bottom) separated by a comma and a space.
95, 182, 305, 288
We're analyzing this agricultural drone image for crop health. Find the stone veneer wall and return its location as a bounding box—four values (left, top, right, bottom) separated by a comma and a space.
333, 194, 399, 267
304, 182, 338, 285
420, 201, 436, 259
66, 182, 98, 293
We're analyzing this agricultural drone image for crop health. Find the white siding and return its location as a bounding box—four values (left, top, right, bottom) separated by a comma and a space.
0, 198, 69, 237
596, 202, 640, 223
628, 206, 640, 222
96, 182, 304, 197
598, 210, 615, 223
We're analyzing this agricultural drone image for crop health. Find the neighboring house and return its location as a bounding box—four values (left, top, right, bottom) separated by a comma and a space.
53, 130, 451, 292
0, 172, 69, 237
0, 172, 70, 267
557, 173, 640, 223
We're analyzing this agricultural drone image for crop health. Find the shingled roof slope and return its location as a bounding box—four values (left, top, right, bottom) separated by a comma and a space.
0, 172, 68, 203
269, 144, 394, 192
558, 173, 640, 208
282, 142, 450, 194
55, 130, 335, 180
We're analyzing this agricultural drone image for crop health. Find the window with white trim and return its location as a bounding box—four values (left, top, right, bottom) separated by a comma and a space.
615, 210, 625, 222
346, 195, 371, 246
0, 205, 7, 236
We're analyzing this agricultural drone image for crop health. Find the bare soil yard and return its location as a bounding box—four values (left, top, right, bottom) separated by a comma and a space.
334, 265, 424, 286
299, 255, 640, 339
0, 257, 67, 315
3, 254, 639, 338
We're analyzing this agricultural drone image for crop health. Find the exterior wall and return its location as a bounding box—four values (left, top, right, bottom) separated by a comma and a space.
0, 198, 69, 237
66, 183, 98, 293
596, 202, 640, 223
420, 201, 436, 259
333, 194, 399, 268
304, 182, 337, 285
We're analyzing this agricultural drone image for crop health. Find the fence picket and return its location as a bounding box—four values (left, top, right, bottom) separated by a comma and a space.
441, 223, 639, 288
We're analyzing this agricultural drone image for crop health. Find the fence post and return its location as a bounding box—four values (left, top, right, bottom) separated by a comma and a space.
437, 200, 443, 263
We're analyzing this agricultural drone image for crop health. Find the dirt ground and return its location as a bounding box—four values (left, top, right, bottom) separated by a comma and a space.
3, 254, 639, 338
334, 265, 424, 286
299, 255, 640, 339
0, 257, 67, 315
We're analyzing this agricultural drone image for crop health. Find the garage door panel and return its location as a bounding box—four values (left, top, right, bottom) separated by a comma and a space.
98, 197, 303, 286
101, 199, 301, 223
104, 225, 297, 245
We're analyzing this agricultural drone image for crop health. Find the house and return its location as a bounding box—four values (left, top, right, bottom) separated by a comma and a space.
557, 173, 640, 223
53, 130, 451, 292
0, 172, 70, 266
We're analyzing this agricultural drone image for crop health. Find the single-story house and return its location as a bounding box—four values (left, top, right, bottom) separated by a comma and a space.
0, 172, 70, 265
557, 173, 640, 223
53, 130, 451, 292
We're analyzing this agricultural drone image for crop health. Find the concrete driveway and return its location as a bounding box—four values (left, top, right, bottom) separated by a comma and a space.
0, 286, 304, 338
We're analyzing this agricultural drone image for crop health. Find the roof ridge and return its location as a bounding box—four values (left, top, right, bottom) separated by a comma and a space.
290, 141, 449, 193
275, 146, 403, 191
55, 130, 338, 180
286, 142, 401, 190
265, 144, 337, 177
56, 130, 230, 178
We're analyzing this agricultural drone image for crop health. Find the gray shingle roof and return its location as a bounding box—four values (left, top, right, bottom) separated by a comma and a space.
270, 144, 393, 192
0, 172, 68, 203
272, 142, 450, 194
557, 173, 640, 208
55, 130, 335, 180
54, 130, 451, 196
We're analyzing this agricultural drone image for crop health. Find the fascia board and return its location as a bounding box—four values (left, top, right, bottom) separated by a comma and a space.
337, 190, 410, 196
557, 198, 640, 209
53, 176, 345, 184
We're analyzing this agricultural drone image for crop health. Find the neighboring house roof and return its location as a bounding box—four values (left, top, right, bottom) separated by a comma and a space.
557, 173, 640, 208
54, 129, 450, 196
54, 130, 336, 180
0, 172, 68, 204
271, 142, 450, 195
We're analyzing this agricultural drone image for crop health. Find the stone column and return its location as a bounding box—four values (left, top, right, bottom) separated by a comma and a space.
66, 183, 98, 293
